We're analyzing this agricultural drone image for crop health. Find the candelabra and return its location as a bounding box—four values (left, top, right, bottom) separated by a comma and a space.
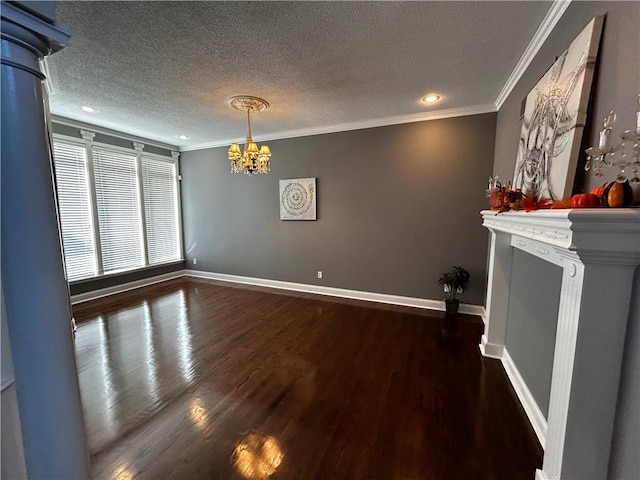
584, 95, 640, 183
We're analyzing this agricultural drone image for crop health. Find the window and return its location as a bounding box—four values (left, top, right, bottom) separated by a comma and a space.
52, 136, 182, 282
142, 156, 181, 265
93, 147, 145, 273
52, 142, 98, 281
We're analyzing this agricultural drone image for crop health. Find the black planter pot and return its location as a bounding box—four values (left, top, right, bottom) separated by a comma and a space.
444, 299, 460, 316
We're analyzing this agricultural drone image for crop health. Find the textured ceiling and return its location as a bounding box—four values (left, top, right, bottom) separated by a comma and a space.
47, 1, 553, 150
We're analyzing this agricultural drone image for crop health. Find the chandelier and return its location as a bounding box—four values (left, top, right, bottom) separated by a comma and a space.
228, 96, 272, 175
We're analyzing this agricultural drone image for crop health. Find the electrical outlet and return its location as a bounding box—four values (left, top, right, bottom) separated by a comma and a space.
192, 258, 197, 265
317, 271, 323, 279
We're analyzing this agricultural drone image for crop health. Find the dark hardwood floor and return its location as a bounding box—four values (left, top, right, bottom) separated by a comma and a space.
72, 278, 542, 480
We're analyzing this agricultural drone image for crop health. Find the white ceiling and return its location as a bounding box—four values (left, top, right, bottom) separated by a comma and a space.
46, 1, 555, 150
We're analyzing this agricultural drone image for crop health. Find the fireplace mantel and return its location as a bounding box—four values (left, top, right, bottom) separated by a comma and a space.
480, 208, 640, 480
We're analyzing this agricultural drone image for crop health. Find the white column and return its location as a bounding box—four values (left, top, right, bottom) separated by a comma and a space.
1, 3, 91, 478
480, 229, 513, 359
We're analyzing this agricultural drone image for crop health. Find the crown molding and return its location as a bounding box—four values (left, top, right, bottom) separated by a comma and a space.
51, 115, 179, 151
179, 104, 497, 152
494, 0, 572, 110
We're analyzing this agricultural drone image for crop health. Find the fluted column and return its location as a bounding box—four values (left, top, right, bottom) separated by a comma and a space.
1, 2, 91, 478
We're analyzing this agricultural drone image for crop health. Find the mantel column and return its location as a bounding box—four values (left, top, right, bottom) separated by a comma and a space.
539, 252, 637, 480
480, 229, 513, 359
1, 3, 91, 478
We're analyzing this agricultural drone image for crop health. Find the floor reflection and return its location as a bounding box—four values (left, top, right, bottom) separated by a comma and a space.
75, 288, 196, 454
233, 432, 284, 479
110, 463, 135, 480
189, 396, 208, 431
174, 290, 195, 384
141, 301, 160, 405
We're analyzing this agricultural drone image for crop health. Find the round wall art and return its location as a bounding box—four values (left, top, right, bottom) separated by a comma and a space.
279, 178, 316, 220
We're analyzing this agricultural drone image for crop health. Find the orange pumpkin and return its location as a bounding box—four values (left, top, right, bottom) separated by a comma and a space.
602, 181, 633, 208
551, 198, 572, 209
590, 184, 606, 198
570, 193, 601, 208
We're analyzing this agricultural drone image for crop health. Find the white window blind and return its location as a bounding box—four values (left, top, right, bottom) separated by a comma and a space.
142, 156, 181, 265
92, 147, 145, 273
52, 142, 97, 281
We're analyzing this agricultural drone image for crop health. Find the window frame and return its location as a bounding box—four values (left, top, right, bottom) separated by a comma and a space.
52, 133, 184, 284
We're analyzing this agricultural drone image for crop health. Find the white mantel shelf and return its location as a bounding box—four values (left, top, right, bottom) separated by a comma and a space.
482, 208, 640, 263
480, 208, 640, 480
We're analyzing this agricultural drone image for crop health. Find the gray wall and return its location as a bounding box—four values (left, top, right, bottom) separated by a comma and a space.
51, 120, 185, 296
181, 113, 496, 306
492, 2, 639, 477
505, 250, 562, 418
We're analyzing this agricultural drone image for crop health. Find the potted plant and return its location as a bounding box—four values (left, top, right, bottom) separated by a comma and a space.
438, 266, 470, 317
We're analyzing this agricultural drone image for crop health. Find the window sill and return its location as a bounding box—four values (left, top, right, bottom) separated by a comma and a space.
69, 259, 185, 286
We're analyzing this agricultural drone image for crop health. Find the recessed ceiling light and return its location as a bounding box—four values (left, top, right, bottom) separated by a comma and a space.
179, 135, 190, 140
422, 94, 441, 104
80, 105, 97, 113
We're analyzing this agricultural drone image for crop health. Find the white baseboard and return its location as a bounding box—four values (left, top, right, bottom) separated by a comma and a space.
479, 334, 504, 359
70, 267, 487, 319
502, 349, 547, 449
70, 270, 185, 305
184, 269, 485, 317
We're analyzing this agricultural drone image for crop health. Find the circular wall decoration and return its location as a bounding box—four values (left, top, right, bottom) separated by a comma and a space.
281, 182, 311, 216
279, 178, 316, 220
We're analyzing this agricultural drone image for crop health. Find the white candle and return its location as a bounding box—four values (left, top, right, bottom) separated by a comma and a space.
599, 129, 609, 149
636, 111, 640, 133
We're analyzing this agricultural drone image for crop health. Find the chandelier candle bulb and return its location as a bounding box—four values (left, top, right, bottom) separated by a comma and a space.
598, 111, 616, 149
599, 129, 610, 149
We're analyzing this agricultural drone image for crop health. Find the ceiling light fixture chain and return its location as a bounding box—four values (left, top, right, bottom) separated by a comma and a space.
228, 96, 272, 175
